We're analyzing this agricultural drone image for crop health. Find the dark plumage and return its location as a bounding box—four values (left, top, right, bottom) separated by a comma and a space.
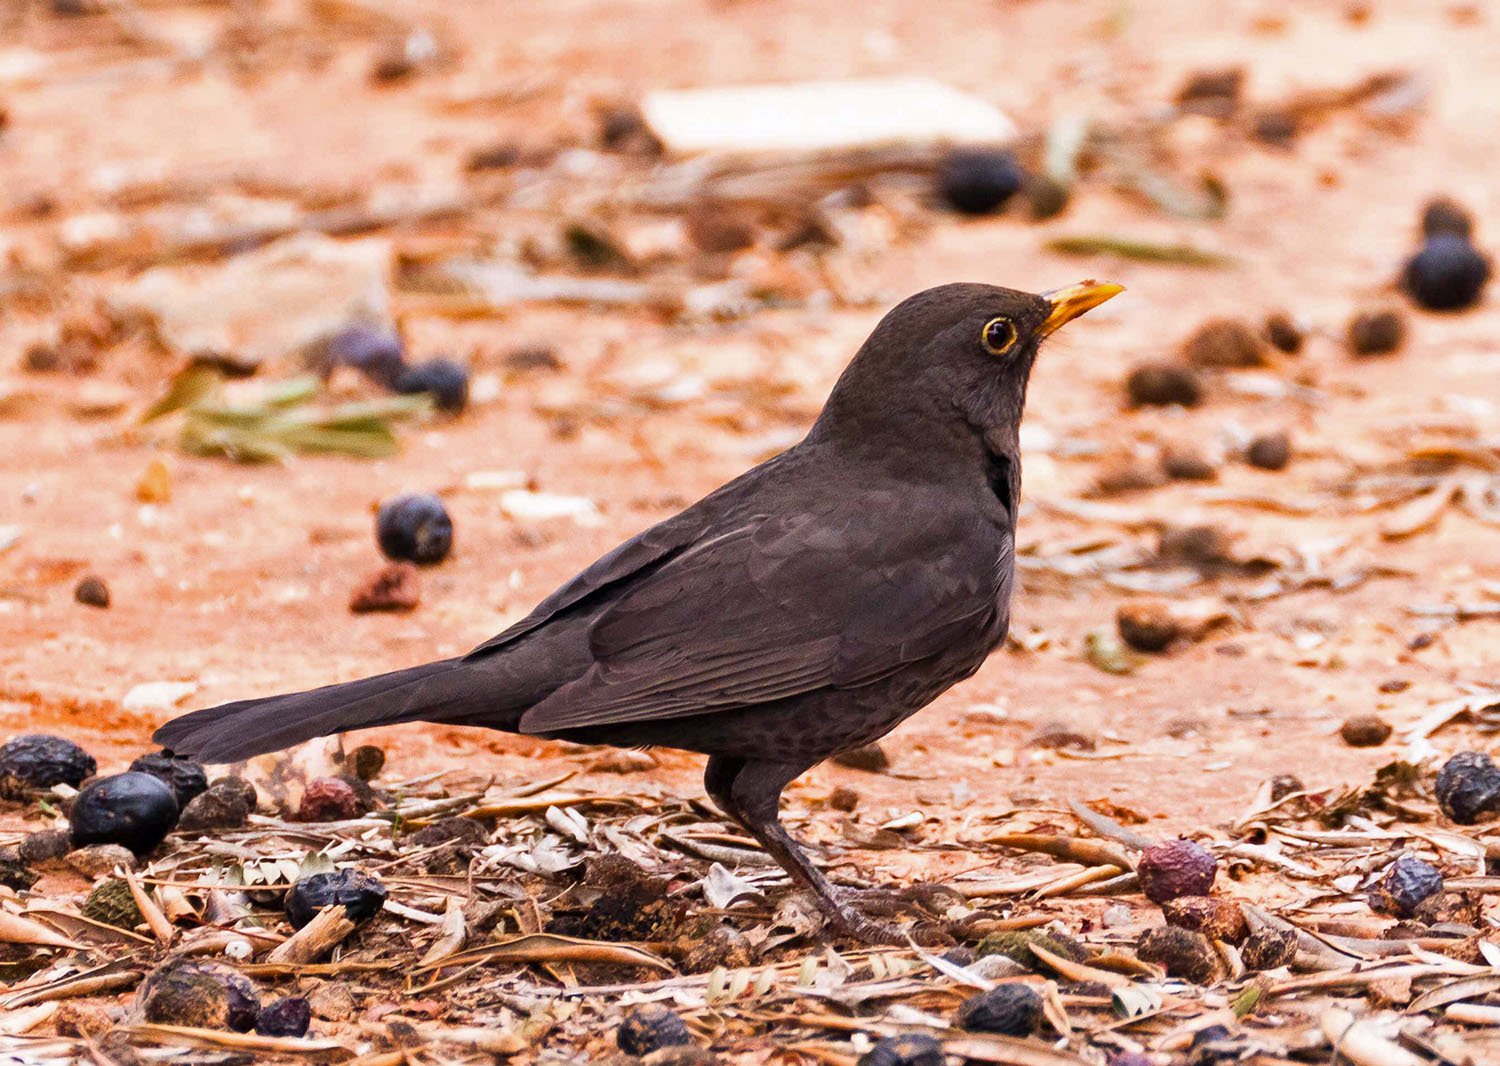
154, 280, 1122, 941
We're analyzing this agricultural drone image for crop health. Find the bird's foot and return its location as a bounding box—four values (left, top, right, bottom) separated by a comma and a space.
822, 883, 963, 946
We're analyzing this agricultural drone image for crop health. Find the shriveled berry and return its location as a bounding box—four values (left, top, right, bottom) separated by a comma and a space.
1138, 838, 1217, 903
395, 358, 469, 414
1435, 751, 1500, 824
956, 983, 1044, 1036
1368, 856, 1443, 918
298, 777, 360, 822
935, 148, 1025, 216
617, 1003, 693, 1055
1136, 926, 1221, 983
0, 734, 96, 798
1347, 309, 1406, 355
1126, 362, 1203, 407
406, 816, 488, 849
285, 869, 387, 929
256, 996, 311, 1038
1340, 714, 1392, 747
1162, 896, 1248, 944
1116, 601, 1179, 653
1263, 312, 1304, 354
1403, 234, 1490, 311
129, 751, 208, 807
140, 959, 260, 1032
1182, 319, 1266, 368
1240, 926, 1297, 970
974, 929, 1087, 970
858, 1034, 946, 1066
376, 493, 453, 565
69, 772, 179, 856
74, 575, 109, 608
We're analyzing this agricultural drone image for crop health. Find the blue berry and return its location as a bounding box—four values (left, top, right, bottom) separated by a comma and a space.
376, 493, 453, 565
395, 358, 469, 413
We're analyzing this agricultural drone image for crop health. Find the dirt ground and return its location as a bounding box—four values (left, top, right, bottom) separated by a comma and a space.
2, 0, 1500, 1060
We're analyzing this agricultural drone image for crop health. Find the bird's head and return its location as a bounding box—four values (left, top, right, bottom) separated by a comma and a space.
811, 280, 1122, 469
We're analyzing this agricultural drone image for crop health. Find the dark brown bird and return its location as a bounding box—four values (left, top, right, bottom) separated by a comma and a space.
155, 280, 1122, 942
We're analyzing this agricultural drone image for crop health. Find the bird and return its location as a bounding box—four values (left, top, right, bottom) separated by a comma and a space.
155, 280, 1123, 943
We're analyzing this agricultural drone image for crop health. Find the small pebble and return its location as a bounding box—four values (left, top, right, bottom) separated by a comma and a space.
1182, 319, 1267, 368
829, 786, 860, 812
74, 575, 109, 608
1347, 309, 1406, 356
1246, 431, 1292, 471
1126, 361, 1203, 407
348, 745, 385, 781
1263, 312, 1304, 354
935, 148, 1025, 216
1422, 197, 1473, 239
1175, 68, 1244, 118
831, 743, 890, 773
1160, 445, 1217, 481
1340, 714, 1392, 747
1116, 601, 1179, 653
349, 563, 421, 613
65, 844, 137, 877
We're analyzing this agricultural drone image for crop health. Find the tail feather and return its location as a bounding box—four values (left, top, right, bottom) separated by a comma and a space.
152, 657, 487, 763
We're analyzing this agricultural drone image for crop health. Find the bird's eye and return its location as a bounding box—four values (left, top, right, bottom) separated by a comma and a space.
982, 317, 1017, 355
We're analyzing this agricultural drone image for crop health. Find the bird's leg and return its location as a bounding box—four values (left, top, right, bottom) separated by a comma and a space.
703, 756, 906, 946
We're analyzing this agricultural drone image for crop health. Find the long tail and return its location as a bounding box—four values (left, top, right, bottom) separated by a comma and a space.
152, 658, 494, 763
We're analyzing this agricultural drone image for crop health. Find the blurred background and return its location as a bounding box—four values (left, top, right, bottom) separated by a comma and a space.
1, 0, 1497, 822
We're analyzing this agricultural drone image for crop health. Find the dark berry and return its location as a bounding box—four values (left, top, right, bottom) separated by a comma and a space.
1403, 234, 1490, 311
831, 743, 890, 772
1182, 319, 1266, 368
322, 325, 405, 389
936, 148, 1025, 216
1368, 856, 1443, 918
1435, 751, 1500, 824
1116, 601, 1179, 652
0, 734, 96, 798
395, 358, 469, 414
617, 1004, 693, 1055
375, 493, 453, 565
69, 772, 180, 856
858, 1034, 946, 1066
955, 983, 1044, 1036
285, 869, 387, 929
1162, 896, 1248, 944
129, 751, 208, 807
178, 779, 255, 832
348, 745, 385, 781
256, 996, 311, 1038
1126, 362, 1203, 407
1138, 839, 1218, 903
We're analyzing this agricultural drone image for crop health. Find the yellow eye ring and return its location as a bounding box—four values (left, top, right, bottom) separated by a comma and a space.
982, 317, 1017, 355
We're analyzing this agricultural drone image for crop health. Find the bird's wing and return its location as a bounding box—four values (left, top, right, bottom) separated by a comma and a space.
518, 490, 1004, 732
463, 460, 788, 659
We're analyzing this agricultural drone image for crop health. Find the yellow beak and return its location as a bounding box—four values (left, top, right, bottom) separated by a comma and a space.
1039, 280, 1124, 336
